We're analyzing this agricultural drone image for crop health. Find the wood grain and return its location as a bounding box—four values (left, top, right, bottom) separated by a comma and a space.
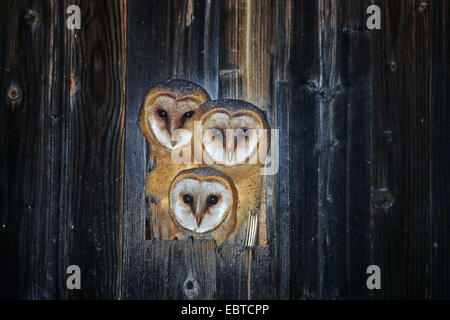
0, 0, 69, 299
0, 0, 448, 300
287, 0, 321, 299
430, 0, 449, 300
271, 0, 292, 300
314, 0, 349, 298
288, 0, 374, 299
0, 0, 126, 299
371, 0, 430, 299
65, 0, 126, 300
340, 0, 372, 299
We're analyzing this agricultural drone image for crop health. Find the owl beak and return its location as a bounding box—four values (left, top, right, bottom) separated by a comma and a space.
224, 131, 236, 162
168, 121, 179, 147
196, 208, 207, 228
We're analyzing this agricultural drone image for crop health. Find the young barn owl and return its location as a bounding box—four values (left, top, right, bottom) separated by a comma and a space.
168, 167, 237, 244
192, 99, 270, 246
139, 79, 210, 239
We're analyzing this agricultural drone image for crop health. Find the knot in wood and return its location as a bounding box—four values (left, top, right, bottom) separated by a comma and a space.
374, 187, 394, 209
331, 138, 339, 148
306, 81, 342, 99
418, 2, 428, 12
383, 130, 393, 143
318, 88, 328, 98
305, 80, 318, 93
8, 86, 20, 100
24, 10, 39, 25
389, 61, 397, 72
183, 276, 199, 299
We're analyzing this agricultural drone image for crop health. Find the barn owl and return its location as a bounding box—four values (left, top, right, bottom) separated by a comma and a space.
168, 167, 237, 244
191, 99, 270, 246
139, 79, 210, 239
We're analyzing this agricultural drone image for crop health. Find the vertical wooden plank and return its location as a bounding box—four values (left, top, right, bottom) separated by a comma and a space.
0, 0, 68, 299
144, 0, 219, 98
215, 246, 249, 299
218, 0, 246, 100
289, 0, 373, 299
430, 0, 449, 300
272, 0, 292, 300
123, 0, 219, 299
122, 0, 150, 298
371, 0, 430, 299
217, 0, 275, 299
142, 240, 216, 299
283, 0, 354, 299
314, 0, 348, 298
66, 0, 126, 299
218, 0, 273, 109
300, 0, 363, 299
0, 0, 22, 299
341, 0, 373, 299
288, 0, 320, 299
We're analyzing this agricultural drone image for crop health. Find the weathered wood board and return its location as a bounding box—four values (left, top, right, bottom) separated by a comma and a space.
0, 0, 126, 299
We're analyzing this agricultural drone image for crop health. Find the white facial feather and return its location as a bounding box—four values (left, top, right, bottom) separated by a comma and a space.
147, 95, 196, 149
202, 112, 261, 165
170, 178, 231, 233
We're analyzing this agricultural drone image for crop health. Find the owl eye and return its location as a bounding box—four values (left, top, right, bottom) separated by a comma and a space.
212, 128, 224, 138
157, 109, 167, 119
207, 195, 219, 206
182, 194, 193, 205
236, 128, 249, 139
183, 111, 195, 119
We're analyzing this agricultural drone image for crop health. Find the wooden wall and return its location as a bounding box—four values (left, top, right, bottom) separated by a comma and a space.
0, 0, 448, 300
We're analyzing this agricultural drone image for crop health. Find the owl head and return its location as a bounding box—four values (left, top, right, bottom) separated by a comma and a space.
194, 99, 270, 166
169, 167, 237, 234
139, 79, 210, 150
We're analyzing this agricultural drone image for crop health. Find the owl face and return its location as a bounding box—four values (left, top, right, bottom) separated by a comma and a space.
197, 100, 270, 166
139, 80, 210, 150
169, 169, 235, 234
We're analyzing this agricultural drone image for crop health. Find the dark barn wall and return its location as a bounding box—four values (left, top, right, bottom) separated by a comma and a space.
0, 0, 126, 299
0, 0, 448, 300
